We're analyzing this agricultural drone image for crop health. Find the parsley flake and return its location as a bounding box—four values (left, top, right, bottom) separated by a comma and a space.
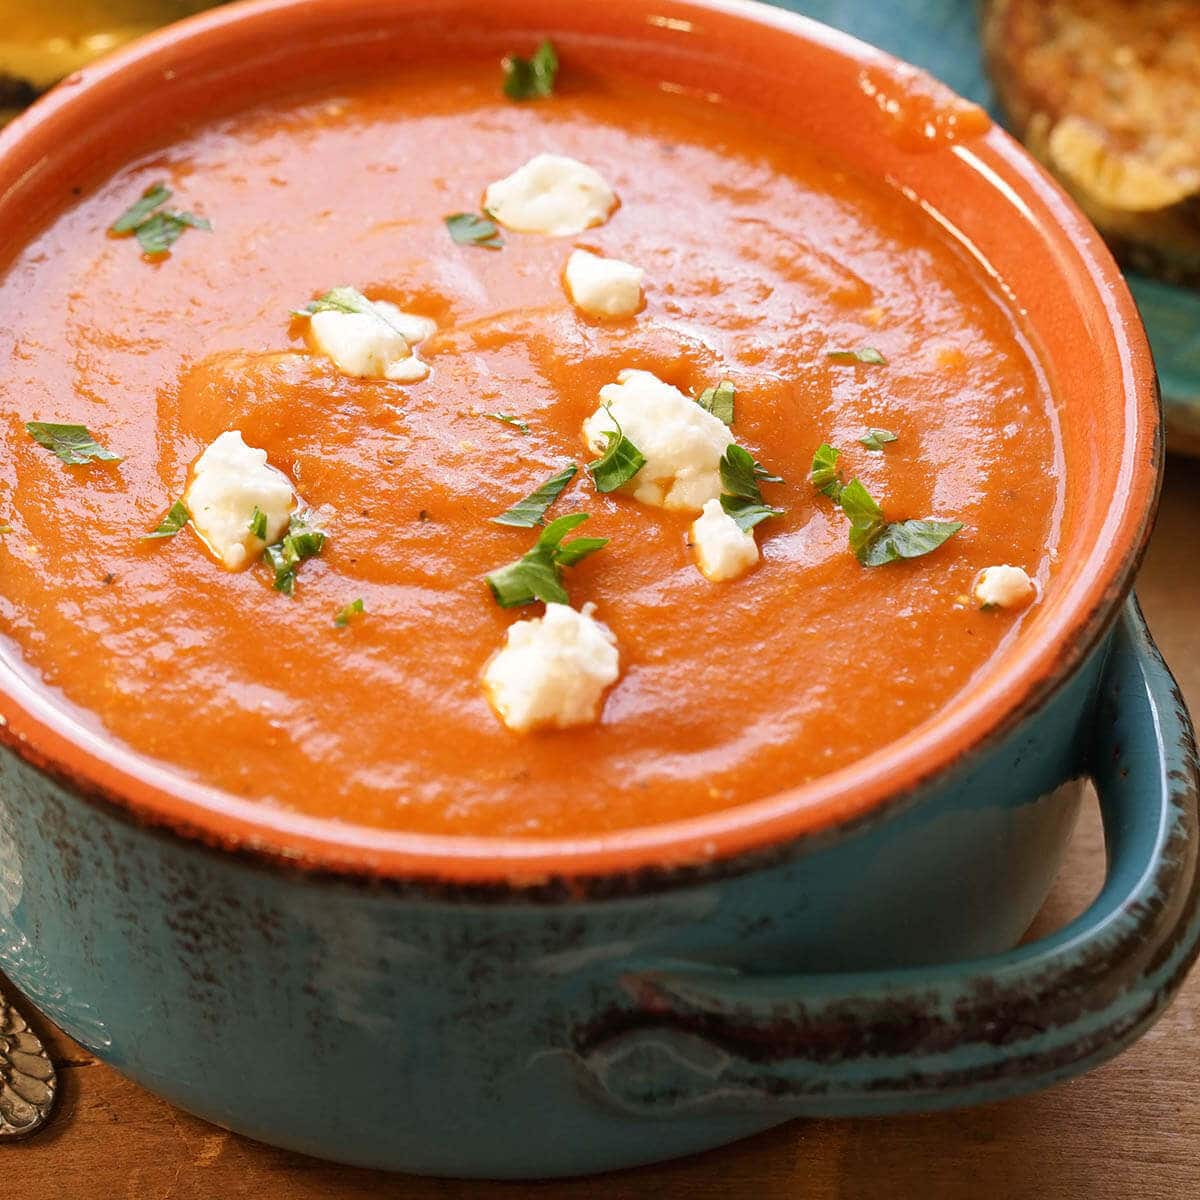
502, 39, 559, 101
810, 443, 845, 502
110, 184, 171, 233
291, 286, 408, 335
827, 346, 887, 365
264, 510, 326, 596
445, 212, 503, 249
696, 379, 735, 425
110, 182, 210, 257
334, 598, 364, 628
248, 506, 268, 541
718, 444, 785, 532
26, 422, 121, 466
859, 428, 897, 451
143, 500, 190, 540
477, 412, 530, 434
485, 512, 607, 608
587, 409, 646, 493
492, 463, 577, 528
823, 469, 961, 567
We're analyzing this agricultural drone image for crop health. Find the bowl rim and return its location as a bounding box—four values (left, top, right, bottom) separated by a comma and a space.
0, 0, 1161, 889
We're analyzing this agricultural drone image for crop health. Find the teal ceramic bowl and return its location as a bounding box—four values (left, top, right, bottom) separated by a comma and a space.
0, 0, 1196, 1178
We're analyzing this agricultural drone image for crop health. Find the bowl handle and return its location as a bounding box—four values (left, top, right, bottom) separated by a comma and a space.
576, 598, 1200, 1118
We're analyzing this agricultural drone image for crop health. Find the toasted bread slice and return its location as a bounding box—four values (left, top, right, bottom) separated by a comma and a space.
983, 0, 1200, 287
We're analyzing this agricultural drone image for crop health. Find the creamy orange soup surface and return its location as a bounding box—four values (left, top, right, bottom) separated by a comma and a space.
0, 61, 1062, 837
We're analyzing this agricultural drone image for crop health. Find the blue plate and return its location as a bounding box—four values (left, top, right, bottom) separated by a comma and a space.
776, 0, 1200, 453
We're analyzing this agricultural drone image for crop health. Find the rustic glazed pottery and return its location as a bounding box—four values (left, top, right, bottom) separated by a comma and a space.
0, 0, 1194, 1178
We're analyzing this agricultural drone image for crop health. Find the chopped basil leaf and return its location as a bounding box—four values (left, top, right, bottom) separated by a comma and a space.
136, 212, 209, 255
248, 506, 268, 540
143, 500, 190, 540
827, 346, 887, 365
334, 598, 364, 627
718, 443, 784, 532
477, 411, 530, 434
485, 511, 607, 608
839, 478, 886, 559
858, 518, 963, 567
445, 212, 503, 249
720, 499, 784, 532
587, 409, 646, 493
502, 39, 559, 101
292, 286, 375, 319
111, 183, 211, 257
696, 379, 735, 425
492, 463, 577, 528
859, 427, 898, 451
110, 183, 171, 233
265, 510, 327, 596
291, 286, 409, 336
837, 477, 960, 566
810, 442, 845, 502
552, 535, 609, 566
25, 422, 121, 465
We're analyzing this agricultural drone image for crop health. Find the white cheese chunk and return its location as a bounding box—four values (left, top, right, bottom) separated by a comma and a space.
564, 249, 644, 318
582, 369, 734, 511
482, 602, 620, 733
974, 565, 1036, 610
690, 499, 759, 582
484, 154, 617, 237
309, 300, 434, 382
183, 431, 295, 571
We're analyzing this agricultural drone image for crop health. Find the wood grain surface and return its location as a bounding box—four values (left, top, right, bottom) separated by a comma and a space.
4, 456, 1199, 1198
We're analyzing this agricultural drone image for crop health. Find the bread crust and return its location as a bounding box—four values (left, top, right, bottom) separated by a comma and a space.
983, 0, 1200, 287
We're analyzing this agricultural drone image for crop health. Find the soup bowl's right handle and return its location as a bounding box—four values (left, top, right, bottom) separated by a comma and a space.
577, 598, 1200, 1118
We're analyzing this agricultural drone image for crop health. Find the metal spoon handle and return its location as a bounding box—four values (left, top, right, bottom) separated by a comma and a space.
0, 986, 57, 1139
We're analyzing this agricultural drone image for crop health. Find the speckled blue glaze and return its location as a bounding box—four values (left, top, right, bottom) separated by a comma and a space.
0, 600, 1195, 1177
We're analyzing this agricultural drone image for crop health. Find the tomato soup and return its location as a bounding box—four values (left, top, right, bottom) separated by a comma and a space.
0, 60, 1061, 838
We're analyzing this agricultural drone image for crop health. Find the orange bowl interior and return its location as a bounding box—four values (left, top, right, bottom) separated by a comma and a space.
0, 0, 1160, 884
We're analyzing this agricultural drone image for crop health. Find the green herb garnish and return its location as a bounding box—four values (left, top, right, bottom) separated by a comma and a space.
827, 346, 887, 365
485, 512, 607, 608
110, 182, 210, 257
502, 39, 559, 101
696, 380, 735, 425
718, 444, 785, 532
587, 409, 646, 493
492, 463, 577, 528
836, 477, 961, 567
25, 422, 121, 465
143, 500, 190, 540
810, 443, 845, 502
264, 510, 327, 596
290, 286, 408, 336
110, 183, 171, 233
859, 428, 897, 451
477, 412, 530, 434
445, 212, 503, 249
292, 286, 375, 319
866, 518, 962, 565
248, 506, 268, 541
335, 598, 364, 628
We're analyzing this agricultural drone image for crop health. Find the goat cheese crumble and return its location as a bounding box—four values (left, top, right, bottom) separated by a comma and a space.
482, 602, 620, 732
183, 431, 295, 570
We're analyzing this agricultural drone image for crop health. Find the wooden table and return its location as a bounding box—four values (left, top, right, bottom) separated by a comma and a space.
5, 458, 1199, 1199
